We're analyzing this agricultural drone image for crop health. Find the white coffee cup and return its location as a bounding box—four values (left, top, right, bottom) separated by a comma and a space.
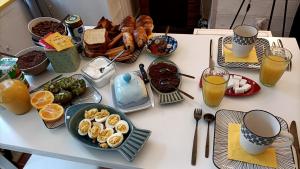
223, 25, 258, 58
240, 110, 293, 155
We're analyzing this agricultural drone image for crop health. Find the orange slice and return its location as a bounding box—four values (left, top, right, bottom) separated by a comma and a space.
39, 103, 64, 122
31, 91, 54, 109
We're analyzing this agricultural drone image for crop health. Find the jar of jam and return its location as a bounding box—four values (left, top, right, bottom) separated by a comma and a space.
65, 15, 84, 43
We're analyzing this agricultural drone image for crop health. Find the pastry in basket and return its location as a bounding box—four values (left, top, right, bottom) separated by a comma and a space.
136, 15, 154, 36
113, 72, 148, 108
119, 16, 136, 33
134, 26, 148, 48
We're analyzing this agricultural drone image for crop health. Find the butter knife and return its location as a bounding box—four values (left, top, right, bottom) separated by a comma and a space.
139, 64, 154, 107
290, 121, 300, 169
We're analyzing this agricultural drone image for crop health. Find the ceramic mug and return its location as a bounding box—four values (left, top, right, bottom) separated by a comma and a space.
240, 110, 293, 155
223, 25, 258, 57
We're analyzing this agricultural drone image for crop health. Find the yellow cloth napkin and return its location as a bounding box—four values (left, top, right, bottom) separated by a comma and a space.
44, 32, 74, 52
224, 44, 258, 63
228, 123, 278, 168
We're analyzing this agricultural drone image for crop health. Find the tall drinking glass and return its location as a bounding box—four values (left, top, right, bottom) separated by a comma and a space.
202, 67, 229, 107
260, 47, 292, 86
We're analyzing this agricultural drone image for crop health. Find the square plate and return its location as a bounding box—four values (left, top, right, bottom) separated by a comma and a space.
213, 109, 295, 169
111, 71, 154, 113
217, 37, 270, 69
37, 74, 102, 129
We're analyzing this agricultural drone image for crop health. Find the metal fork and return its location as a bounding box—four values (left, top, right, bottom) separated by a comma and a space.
191, 108, 202, 165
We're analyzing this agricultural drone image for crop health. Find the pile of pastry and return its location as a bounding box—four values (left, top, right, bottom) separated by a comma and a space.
83, 15, 154, 62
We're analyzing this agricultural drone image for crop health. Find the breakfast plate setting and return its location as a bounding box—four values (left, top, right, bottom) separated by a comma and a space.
217, 36, 270, 69
213, 109, 295, 169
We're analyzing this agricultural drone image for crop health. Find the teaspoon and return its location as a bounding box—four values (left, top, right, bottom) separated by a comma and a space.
204, 113, 215, 158
99, 48, 127, 73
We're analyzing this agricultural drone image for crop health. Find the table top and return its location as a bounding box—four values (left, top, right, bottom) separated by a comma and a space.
0, 34, 299, 169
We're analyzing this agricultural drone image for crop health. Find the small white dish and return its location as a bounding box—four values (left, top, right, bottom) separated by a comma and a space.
110, 71, 154, 113
81, 56, 116, 88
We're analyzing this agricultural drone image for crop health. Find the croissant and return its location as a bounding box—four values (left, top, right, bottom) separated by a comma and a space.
134, 27, 148, 48
136, 15, 154, 36
122, 32, 135, 52
120, 16, 135, 32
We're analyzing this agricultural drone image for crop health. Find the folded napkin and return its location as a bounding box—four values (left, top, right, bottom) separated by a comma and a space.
224, 44, 258, 63
228, 123, 277, 168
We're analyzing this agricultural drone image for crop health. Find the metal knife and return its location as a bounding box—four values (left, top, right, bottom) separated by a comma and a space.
139, 64, 154, 107
290, 121, 300, 169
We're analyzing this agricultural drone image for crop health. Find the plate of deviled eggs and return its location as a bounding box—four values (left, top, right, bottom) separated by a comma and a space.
65, 103, 151, 161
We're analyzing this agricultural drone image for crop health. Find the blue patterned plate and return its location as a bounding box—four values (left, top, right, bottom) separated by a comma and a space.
65, 103, 151, 161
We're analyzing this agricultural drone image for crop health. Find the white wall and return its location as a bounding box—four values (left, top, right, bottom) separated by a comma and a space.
0, 0, 33, 54
44, 0, 138, 26
214, 0, 299, 36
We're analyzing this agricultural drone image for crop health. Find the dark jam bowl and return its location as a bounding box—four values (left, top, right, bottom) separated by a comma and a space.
28, 17, 68, 41
146, 35, 178, 57
16, 46, 49, 75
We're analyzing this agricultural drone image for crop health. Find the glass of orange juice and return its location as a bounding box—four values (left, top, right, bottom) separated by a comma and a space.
201, 67, 229, 107
0, 79, 31, 115
260, 47, 292, 86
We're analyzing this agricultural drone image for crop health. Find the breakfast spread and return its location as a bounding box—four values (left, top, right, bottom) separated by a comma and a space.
16, 51, 47, 70
77, 108, 129, 148
32, 21, 65, 37
149, 62, 180, 93
113, 72, 148, 108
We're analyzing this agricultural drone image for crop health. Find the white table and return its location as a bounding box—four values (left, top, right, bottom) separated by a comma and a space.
0, 34, 299, 169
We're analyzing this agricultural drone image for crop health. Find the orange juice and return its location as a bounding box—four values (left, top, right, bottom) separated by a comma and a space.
260, 55, 288, 86
202, 75, 227, 107
0, 79, 31, 115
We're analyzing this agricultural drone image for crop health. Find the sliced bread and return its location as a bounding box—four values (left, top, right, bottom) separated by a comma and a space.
84, 28, 107, 45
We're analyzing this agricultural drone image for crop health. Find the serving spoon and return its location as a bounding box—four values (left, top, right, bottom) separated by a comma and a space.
204, 113, 215, 158
0, 52, 18, 58
159, 68, 195, 79
99, 48, 127, 73
159, 80, 194, 99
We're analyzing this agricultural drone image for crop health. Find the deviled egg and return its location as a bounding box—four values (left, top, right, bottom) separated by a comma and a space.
84, 108, 98, 120
95, 109, 110, 122
107, 133, 124, 148
97, 128, 114, 143
115, 120, 129, 134
88, 122, 104, 139
105, 114, 120, 128
99, 142, 109, 149
78, 119, 92, 136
